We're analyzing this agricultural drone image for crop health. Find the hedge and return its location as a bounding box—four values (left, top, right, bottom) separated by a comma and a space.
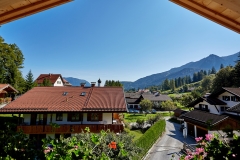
134, 119, 166, 159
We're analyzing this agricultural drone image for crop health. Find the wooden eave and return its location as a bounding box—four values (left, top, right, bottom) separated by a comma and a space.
170, 0, 240, 34
0, 0, 72, 25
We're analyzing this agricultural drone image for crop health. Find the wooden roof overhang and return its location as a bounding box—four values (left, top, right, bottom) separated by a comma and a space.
0, 0, 72, 25
170, 0, 240, 34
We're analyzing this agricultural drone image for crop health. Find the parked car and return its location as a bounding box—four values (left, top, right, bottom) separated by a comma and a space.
151, 109, 157, 114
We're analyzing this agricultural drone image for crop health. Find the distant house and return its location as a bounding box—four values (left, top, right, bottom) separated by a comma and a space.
125, 92, 171, 110
35, 73, 71, 86
0, 84, 126, 142
0, 84, 18, 108
181, 87, 240, 138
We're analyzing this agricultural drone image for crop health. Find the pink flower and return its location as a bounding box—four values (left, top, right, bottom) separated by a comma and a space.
195, 137, 203, 142
195, 147, 204, 154
233, 154, 236, 157
205, 134, 214, 141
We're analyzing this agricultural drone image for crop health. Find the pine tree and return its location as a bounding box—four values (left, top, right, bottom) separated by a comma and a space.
211, 67, 217, 74
220, 64, 224, 69
25, 70, 36, 91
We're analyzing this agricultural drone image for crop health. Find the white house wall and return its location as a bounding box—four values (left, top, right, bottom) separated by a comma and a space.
194, 102, 220, 115
218, 92, 240, 107
82, 113, 112, 124
53, 76, 64, 86
24, 113, 113, 125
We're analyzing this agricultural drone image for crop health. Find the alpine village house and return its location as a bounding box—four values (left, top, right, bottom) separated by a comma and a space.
180, 87, 240, 138
0, 80, 126, 144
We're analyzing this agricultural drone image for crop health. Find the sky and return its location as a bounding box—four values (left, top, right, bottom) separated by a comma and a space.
1, 0, 240, 84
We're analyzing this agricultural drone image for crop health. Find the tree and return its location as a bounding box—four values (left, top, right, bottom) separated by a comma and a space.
161, 100, 177, 115
211, 66, 217, 74
220, 63, 224, 69
211, 66, 234, 93
41, 78, 52, 86
232, 62, 240, 87
104, 80, 122, 87
139, 99, 153, 115
25, 70, 36, 92
201, 75, 215, 92
0, 36, 25, 91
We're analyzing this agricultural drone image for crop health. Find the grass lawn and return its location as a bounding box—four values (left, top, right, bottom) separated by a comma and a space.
0, 114, 22, 117
124, 128, 144, 141
124, 113, 159, 123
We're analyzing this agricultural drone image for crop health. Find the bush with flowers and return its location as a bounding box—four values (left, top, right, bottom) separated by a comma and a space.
42, 127, 142, 160
180, 133, 240, 160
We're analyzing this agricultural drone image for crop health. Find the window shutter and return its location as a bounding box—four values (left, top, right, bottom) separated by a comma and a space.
87, 113, 91, 121
99, 113, 103, 121
67, 113, 72, 121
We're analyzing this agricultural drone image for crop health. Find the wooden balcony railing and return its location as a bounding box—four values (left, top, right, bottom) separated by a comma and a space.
17, 124, 124, 134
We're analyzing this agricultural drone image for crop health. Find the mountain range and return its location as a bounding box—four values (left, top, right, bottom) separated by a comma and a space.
63, 77, 90, 86
121, 52, 239, 90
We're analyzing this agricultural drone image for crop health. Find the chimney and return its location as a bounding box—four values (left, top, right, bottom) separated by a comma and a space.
98, 78, 101, 87
91, 82, 96, 87
80, 82, 86, 87
49, 73, 51, 76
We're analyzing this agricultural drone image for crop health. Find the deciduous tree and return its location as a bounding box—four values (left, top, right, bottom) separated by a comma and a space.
0, 36, 25, 91
139, 99, 153, 115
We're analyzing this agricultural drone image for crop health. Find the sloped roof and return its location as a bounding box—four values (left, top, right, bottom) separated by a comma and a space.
180, 110, 229, 126
35, 74, 63, 84
227, 103, 240, 113
0, 0, 72, 25
0, 84, 18, 93
222, 87, 240, 97
0, 86, 127, 113
187, 96, 226, 107
170, 0, 240, 34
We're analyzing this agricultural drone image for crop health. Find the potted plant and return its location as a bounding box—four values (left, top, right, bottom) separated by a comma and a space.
0, 98, 4, 104
6, 97, 11, 103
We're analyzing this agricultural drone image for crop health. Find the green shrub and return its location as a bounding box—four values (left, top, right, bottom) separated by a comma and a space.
134, 119, 166, 159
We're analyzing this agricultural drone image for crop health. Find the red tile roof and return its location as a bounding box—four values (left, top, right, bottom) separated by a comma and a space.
0, 84, 18, 93
0, 86, 126, 113
35, 74, 63, 84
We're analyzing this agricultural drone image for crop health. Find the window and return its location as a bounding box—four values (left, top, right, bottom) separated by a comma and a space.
57, 81, 61, 84
80, 92, 86, 96
87, 113, 103, 121
37, 114, 43, 124
222, 96, 230, 101
231, 96, 240, 102
63, 92, 68, 96
67, 113, 82, 121
56, 113, 63, 121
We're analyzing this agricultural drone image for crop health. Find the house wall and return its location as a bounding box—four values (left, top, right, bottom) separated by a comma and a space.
194, 102, 220, 115
218, 92, 240, 107
53, 77, 64, 86
24, 113, 113, 125
82, 113, 112, 124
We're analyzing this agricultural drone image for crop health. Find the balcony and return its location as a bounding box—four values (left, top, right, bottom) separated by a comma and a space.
17, 124, 124, 134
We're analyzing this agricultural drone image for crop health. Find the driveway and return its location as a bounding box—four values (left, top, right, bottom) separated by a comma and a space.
144, 119, 196, 160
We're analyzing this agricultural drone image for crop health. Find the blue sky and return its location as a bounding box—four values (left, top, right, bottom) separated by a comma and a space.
1, 0, 240, 84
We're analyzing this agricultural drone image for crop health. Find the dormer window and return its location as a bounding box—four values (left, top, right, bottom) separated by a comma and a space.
222, 96, 230, 101
63, 92, 68, 96
80, 92, 86, 96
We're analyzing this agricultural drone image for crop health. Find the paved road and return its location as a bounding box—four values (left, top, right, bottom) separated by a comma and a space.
144, 119, 196, 160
